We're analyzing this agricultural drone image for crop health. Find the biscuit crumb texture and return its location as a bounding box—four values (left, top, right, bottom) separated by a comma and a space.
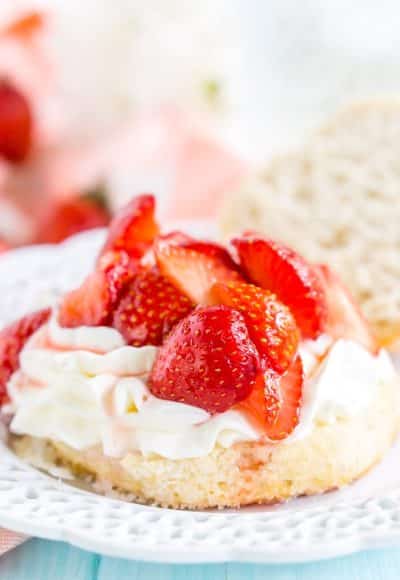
221, 100, 400, 349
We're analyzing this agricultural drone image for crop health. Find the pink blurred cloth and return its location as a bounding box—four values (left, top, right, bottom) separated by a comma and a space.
0, 10, 247, 239
0, 529, 26, 555
0, 106, 247, 242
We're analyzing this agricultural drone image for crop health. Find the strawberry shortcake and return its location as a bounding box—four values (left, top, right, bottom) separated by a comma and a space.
1, 195, 399, 509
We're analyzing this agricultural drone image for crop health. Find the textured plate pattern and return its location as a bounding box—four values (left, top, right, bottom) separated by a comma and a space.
0, 229, 400, 564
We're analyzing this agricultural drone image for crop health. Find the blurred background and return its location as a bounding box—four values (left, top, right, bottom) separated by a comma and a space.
0, 0, 399, 248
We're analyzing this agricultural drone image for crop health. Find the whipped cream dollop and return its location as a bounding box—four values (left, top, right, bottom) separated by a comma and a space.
291, 337, 396, 442
6, 313, 260, 459
5, 314, 397, 460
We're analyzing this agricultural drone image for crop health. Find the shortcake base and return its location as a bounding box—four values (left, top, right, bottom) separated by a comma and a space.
11, 378, 400, 510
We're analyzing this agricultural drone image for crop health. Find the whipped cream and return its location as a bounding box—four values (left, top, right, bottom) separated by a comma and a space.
289, 338, 396, 442
6, 314, 260, 459
47, 315, 126, 352
6, 313, 397, 460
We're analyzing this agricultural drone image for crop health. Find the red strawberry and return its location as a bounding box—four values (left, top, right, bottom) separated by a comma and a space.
98, 249, 136, 303
317, 264, 377, 354
0, 81, 32, 163
0, 308, 50, 406
155, 238, 243, 304
113, 268, 194, 346
0, 239, 9, 253
58, 271, 111, 328
34, 196, 110, 244
100, 194, 159, 260
211, 281, 299, 374
140, 231, 195, 269
233, 235, 327, 339
150, 305, 261, 414
236, 355, 303, 440
58, 250, 134, 328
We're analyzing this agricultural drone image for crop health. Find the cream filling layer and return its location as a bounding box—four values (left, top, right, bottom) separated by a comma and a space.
5, 315, 396, 460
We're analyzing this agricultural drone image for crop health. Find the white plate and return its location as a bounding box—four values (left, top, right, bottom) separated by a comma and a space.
0, 229, 400, 564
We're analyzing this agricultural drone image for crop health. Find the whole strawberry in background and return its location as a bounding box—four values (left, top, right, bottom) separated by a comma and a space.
0, 81, 32, 164
0, 239, 9, 253
33, 187, 111, 244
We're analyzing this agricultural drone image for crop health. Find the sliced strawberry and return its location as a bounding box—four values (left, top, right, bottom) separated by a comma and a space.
317, 264, 377, 354
141, 230, 195, 269
0, 308, 50, 406
58, 250, 134, 328
156, 230, 194, 247
234, 373, 280, 433
264, 356, 304, 440
34, 196, 110, 244
58, 271, 111, 328
211, 281, 299, 374
98, 249, 136, 303
0, 81, 32, 163
233, 235, 327, 339
155, 238, 243, 304
150, 305, 261, 414
236, 355, 303, 440
113, 268, 194, 346
100, 194, 159, 260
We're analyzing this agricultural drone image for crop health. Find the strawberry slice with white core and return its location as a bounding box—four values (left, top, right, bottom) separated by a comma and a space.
232, 235, 327, 339
316, 264, 377, 354
58, 270, 112, 328
100, 194, 159, 260
236, 355, 304, 440
58, 250, 135, 328
233, 234, 377, 353
155, 238, 243, 304
210, 281, 299, 374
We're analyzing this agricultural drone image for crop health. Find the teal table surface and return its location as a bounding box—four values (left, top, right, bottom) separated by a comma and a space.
1, 540, 400, 579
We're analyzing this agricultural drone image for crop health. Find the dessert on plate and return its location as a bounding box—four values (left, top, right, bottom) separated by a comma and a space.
221, 100, 400, 350
1, 194, 399, 509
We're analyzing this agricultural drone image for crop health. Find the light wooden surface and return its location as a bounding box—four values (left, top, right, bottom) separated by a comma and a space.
1, 539, 400, 579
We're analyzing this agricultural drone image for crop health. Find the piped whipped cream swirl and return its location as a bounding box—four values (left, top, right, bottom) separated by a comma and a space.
5, 313, 396, 459
6, 313, 260, 459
